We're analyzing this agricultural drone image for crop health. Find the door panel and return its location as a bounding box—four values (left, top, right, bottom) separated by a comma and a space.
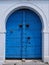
25, 9, 42, 58
6, 10, 23, 59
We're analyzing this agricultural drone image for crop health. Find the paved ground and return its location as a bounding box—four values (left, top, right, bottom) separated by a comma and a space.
3, 60, 49, 65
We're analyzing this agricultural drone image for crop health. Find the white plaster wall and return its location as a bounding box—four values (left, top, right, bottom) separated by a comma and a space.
0, 0, 49, 64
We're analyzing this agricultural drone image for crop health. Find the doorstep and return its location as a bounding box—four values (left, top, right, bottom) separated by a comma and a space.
3, 59, 49, 65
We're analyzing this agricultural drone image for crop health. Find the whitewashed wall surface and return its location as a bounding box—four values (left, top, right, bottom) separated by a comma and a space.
0, 0, 49, 65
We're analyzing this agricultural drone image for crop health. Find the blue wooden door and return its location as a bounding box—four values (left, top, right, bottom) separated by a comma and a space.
6, 9, 42, 59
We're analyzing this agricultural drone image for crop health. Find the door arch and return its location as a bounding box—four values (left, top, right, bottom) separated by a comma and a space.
6, 9, 42, 59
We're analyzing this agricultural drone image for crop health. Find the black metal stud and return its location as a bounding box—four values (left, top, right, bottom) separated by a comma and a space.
19, 24, 22, 28
27, 37, 30, 39
26, 24, 29, 27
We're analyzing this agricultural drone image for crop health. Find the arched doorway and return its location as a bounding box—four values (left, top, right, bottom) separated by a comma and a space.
6, 9, 42, 59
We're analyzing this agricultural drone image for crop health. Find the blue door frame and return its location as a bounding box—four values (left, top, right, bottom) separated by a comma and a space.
6, 9, 42, 59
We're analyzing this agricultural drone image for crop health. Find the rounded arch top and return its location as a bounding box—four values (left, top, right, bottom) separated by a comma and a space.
5, 3, 47, 32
